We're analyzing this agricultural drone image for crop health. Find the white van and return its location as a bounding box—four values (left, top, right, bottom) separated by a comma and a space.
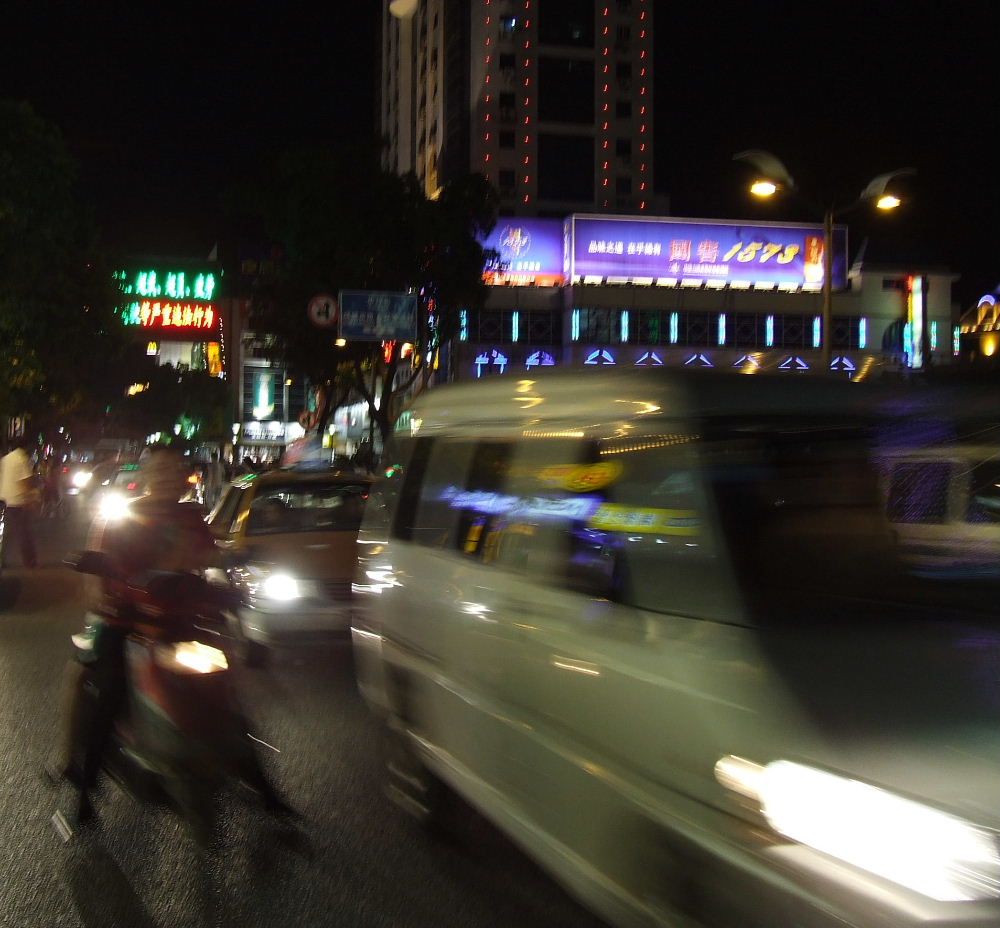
351, 369, 999, 928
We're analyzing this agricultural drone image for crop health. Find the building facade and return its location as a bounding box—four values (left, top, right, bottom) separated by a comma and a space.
381, 0, 655, 216
455, 214, 959, 382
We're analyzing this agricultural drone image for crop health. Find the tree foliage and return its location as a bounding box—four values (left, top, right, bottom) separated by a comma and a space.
108, 360, 232, 444
245, 144, 498, 449
0, 101, 129, 439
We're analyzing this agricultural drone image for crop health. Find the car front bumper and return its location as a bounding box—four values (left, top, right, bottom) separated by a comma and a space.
237, 601, 353, 645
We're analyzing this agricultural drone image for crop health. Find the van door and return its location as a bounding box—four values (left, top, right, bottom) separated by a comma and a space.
481, 429, 766, 842
380, 436, 518, 774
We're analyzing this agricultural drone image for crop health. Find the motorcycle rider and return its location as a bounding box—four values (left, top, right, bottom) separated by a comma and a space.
61, 444, 295, 826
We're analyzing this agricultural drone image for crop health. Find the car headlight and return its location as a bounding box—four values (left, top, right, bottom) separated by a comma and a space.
154, 641, 229, 674
716, 756, 1000, 902
261, 572, 300, 601
72, 470, 93, 489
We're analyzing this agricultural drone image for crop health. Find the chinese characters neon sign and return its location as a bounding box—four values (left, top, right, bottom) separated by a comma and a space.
115, 266, 220, 337
121, 300, 217, 330
114, 269, 216, 301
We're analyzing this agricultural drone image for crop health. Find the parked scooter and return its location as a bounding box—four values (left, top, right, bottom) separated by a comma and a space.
54, 550, 283, 848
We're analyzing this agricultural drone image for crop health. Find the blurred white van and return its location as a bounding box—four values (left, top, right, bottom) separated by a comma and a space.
352, 369, 999, 928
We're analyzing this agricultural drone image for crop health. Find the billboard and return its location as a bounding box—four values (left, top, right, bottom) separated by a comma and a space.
567, 215, 847, 289
481, 218, 566, 286
114, 266, 221, 339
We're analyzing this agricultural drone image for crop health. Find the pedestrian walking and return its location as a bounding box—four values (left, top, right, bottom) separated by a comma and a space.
0, 436, 40, 568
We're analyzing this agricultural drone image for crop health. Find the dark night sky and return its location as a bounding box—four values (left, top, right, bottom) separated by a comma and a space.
3, 2, 996, 307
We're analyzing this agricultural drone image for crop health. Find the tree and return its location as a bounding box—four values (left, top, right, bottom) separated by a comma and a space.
243, 144, 497, 452
0, 101, 129, 442
108, 360, 232, 446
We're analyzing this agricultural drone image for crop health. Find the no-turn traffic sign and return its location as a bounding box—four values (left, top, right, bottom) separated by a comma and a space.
307, 293, 339, 328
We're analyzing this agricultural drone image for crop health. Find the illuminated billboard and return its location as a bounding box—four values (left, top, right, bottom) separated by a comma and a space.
114, 266, 221, 338
567, 215, 847, 290
481, 218, 565, 286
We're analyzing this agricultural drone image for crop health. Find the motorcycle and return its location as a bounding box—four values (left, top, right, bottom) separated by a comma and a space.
54, 551, 283, 848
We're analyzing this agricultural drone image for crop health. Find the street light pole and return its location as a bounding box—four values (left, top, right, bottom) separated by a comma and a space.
822, 208, 834, 368
733, 150, 914, 372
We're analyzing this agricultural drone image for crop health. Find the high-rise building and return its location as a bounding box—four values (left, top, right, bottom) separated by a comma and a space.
380, 0, 654, 216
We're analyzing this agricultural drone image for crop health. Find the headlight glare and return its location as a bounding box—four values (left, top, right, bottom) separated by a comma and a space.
717, 757, 1000, 902
98, 492, 131, 521
262, 573, 300, 601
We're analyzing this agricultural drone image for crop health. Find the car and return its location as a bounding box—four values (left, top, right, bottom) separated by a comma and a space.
89, 462, 145, 520
206, 466, 371, 666
351, 369, 1000, 928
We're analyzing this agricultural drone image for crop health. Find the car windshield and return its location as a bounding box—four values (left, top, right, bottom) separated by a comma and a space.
246, 482, 367, 535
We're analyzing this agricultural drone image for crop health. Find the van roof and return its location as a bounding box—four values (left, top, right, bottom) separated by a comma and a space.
406, 369, 880, 435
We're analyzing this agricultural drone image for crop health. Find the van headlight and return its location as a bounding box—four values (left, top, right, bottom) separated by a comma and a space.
716, 756, 1000, 902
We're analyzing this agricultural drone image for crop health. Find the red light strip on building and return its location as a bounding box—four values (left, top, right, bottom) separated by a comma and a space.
483, 1, 493, 180
638, 0, 649, 209
601, 5, 611, 207
522, 0, 532, 204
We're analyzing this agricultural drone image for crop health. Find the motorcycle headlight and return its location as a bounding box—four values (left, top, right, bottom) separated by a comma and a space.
156, 640, 229, 674
716, 756, 1000, 902
261, 572, 300, 601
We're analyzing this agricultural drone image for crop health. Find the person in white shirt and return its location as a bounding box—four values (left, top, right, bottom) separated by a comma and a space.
0, 436, 39, 568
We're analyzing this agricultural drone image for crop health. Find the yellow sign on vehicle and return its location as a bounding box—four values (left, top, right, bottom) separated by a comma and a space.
588, 504, 700, 535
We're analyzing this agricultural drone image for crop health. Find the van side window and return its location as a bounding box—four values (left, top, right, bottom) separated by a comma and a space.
488, 437, 623, 598
598, 433, 738, 619
455, 442, 514, 557
405, 439, 512, 552
388, 436, 431, 541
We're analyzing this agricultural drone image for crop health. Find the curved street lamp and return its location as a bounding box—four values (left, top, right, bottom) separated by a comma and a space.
733, 149, 915, 367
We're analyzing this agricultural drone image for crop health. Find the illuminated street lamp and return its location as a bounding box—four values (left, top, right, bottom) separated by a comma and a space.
733, 150, 914, 368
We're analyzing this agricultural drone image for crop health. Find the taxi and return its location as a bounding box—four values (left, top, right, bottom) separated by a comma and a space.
206, 465, 370, 666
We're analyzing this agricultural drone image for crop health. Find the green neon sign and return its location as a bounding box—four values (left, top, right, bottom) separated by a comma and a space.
114, 268, 216, 301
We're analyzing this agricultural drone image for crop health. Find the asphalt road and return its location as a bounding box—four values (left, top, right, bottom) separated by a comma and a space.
0, 508, 607, 928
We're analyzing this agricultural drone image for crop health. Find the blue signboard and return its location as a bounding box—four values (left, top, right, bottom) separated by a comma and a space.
567, 216, 847, 289
339, 290, 417, 341
480, 218, 566, 285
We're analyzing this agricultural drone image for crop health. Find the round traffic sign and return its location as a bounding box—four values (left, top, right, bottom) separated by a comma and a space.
308, 293, 339, 327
